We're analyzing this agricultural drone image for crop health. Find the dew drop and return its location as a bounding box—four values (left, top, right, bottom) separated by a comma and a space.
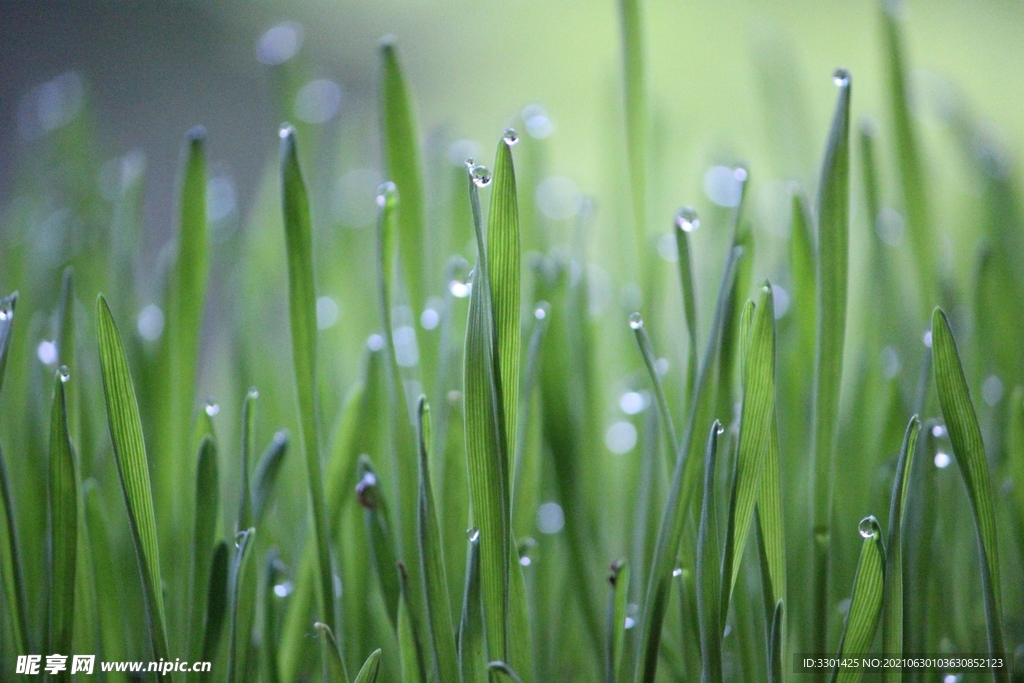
519, 556, 531, 567
624, 617, 636, 630
448, 278, 471, 298
503, 128, 519, 146
356, 471, 378, 509
674, 206, 700, 233
858, 516, 877, 539
58, 365, 70, 383
273, 580, 295, 598
931, 424, 946, 438
832, 68, 851, 87
279, 124, 294, 140
470, 164, 492, 187
628, 312, 643, 330
376, 181, 397, 207
467, 527, 480, 542
672, 567, 683, 577
934, 451, 951, 469
247, 387, 260, 401
922, 330, 933, 348
234, 530, 247, 549
0, 300, 12, 321
716, 423, 725, 436
204, 399, 220, 417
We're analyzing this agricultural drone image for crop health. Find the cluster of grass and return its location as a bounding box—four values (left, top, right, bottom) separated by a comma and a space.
2, 1, 1024, 682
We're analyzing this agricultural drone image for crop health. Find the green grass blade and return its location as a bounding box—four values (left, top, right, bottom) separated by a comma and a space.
56, 268, 79, 443
489, 660, 527, 683
674, 212, 700, 402
633, 245, 742, 683
832, 517, 885, 683
756, 409, 786, 619
882, 416, 920, 680
460, 530, 487, 683
96, 294, 170, 662
463, 165, 512, 664
357, 455, 401, 628
629, 314, 679, 471
618, 0, 648, 258
768, 600, 783, 683
187, 436, 220, 664
810, 69, 851, 668
198, 540, 230, 670
251, 430, 288, 525
487, 136, 521, 473
416, 397, 460, 683
353, 649, 383, 683
315, 622, 349, 683
880, 1, 934, 308
280, 125, 335, 633
398, 562, 428, 683
263, 551, 283, 683
227, 527, 257, 683
47, 369, 77, 671
379, 36, 426, 315
83, 481, 128, 680
697, 422, 724, 683
725, 284, 776, 605
238, 388, 257, 531
931, 308, 1007, 680
0, 292, 17, 394
606, 560, 629, 683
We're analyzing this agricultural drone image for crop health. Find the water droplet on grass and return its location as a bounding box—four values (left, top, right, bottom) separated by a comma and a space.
628, 312, 643, 330
503, 128, 519, 146
58, 365, 70, 383
376, 181, 396, 207
931, 424, 946, 438
858, 516, 878, 539
832, 67, 851, 87
469, 164, 491, 187
674, 206, 700, 232
934, 451, 951, 469
534, 302, 549, 320
204, 399, 220, 417
467, 527, 480, 542
273, 580, 295, 598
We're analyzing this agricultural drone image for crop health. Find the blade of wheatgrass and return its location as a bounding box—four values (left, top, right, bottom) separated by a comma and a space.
96, 294, 170, 663
633, 246, 742, 683
768, 600, 783, 683
460, 530, 487, 683
263, 550, 283, 683
810, 69, 851, 672
832, 517, 885, 683
882, 416, 920, 681
629, 314, 679, 473
724, 283, 776, 606
931, 309, 1007, 681
56, 268, 79, 443
47, 369, 77, 671
1008, 387, 1024, 548
315, 622, 348, 683
674, 210, 700, 403
416, 397, 460, 683
398, 562, 427, 683
489, 661, 527, 683
238, 388, 258, 531
696, 422, 724, 683
251, 430, 288, 525
606, 560, 630, 683
463, 165, 512, 666
227, 528, 258, 683
280, 125, 335, 633
0, 291, 29, 657
187, 437, 219, 666
198, 540, 229, 669
880, 1, 934, 309
357, 456, 401, 629
617, 0, 648, 259
353, 649, 383, 683
83, 481, 128, 682
379, 36, 426, 316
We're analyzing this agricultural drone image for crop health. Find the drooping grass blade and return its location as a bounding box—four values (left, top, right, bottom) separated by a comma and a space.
932, 309, 1007, 681
606, 560, 629, 683
96, 294, 170, 663
280, 125, 335, 633
416, 397, 460, 683
315, 622, 349, 683
696, 422, 724, 683
187, 436, 220, 665
227, 528, 257, 683
832, 517, 885, 683
379, 36, 426, 316
353, 649, 383, 683
47, 369, 77, 674
883, 416, 920, 682
460, 530, 487, 683
198, 540, 229, 671
629, 313, 678, 473
251, 430, 288, 525
810, 69, 851, 671
357, 455, 401, 628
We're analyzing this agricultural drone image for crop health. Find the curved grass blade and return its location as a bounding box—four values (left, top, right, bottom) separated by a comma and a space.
96, 294, 170, 662
252, 430, 288, 524
315, 622, 349, 683
460, 530, 487, 683
633, 246, 742, 683
353, 649, 382, 683
238, 388, 258, 531
0, 293, 29, 658
187, 436, 220, 665
198, 540, 229, 671
379, 36, 426, 315
227, 527, 257, 683
810, 70, 851, 668
357, 456, 401, 628
47, 369, 77, 673
489, 660, 527, 683
280, 125, 335, 633
629, 314, 678, 472
931, 309, 1007, 680
606, 560, 629, 683
883, 416, 920, 681
725, 284, 776, 607
696, 422, 724, 683
832, 517, 885, 683
880, 2, 934, 307
618, 0, 648, 258
768, 600, 783, 683
674, 213, 700, 402
398, 562, 427, 683
416, 397, 460, 683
